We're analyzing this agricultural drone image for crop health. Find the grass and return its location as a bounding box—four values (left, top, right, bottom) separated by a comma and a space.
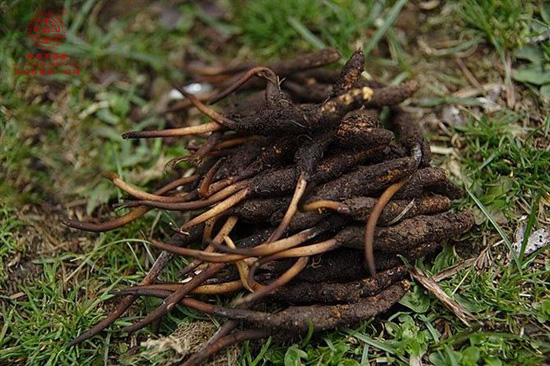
457, 109, 550, 215
459, 0, 535, 52
234, 0, 379, 59
1, 0, 549, 365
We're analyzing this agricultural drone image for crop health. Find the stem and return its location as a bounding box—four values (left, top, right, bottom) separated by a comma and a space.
115, 281, 246, 296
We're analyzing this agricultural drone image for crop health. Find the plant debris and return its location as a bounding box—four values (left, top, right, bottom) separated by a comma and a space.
63, 48, 474, 365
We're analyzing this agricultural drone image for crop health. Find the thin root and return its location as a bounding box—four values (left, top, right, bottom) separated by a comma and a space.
199, 159, 224, 198
301, 200, 350, 213
62, 175, 198, 232
208, 66, 277, 104
266, 172, 308, 243
122, 122, 223, 139
365, 179, 407, 276
212, 226, 324, 257
236, 256, 308, 307
180, 216, 239, 276
180, 188, 250, 232
103, 172, 198, 202
224, 235, 254, 292
120, 263, 225, 334
174, 85, 239, 127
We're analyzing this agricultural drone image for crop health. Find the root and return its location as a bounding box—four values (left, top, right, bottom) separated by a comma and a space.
331, 49, 364, 97
180, 216, 239, 276
181, 329, 271, 366
246, 239, 338, 290
213, 136, 261, 150
301, 200, 350, 213
198, 159, 224, 198
103, 172, 198, 202
62, 175, 198, 232
223, 235, 253, 292
235, 257, 308, 307
307, 157, 416, 203
365, 179, 408, 276
266, 172, 308, 243
136, 281, 409, 335
271, 266, 408, 304
128, 181, 249, 210
121, 263, 225, 334
180, 188, 250, 232
174, 85, 240, 127
109, 279, 408, 349
364, 81, 420, 108
209, 66, 277, 104
69, 243, 179, 344
211, 281, 410, 333
65, 48, 476, 361
342, 195, 451, 224
122, 122, 223, 139
212, 226, 324, 257
149, 239, 246, 263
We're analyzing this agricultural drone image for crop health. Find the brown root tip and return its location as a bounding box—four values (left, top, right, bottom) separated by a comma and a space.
121, 131, 135, 139
101, 171, 118, 180
69, 337, 83, 347
59, 216, 71, 226
60, 217, 88, 230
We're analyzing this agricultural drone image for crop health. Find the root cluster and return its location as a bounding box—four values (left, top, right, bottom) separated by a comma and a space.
64, 48, 474, 365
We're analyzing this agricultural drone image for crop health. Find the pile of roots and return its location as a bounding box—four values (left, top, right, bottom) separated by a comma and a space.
64, 48, 474, 365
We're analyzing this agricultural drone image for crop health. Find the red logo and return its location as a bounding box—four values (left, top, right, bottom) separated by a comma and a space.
27, 9, 67, 51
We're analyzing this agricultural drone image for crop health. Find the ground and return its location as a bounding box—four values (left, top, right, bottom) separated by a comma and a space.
0, 1, 549, 365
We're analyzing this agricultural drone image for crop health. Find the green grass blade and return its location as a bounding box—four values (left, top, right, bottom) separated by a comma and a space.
364, 0, 408, 56
344, 329, 396, 354
287, 16, 327, 50
520, 195, 540, 261
465, 186, 522, 273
